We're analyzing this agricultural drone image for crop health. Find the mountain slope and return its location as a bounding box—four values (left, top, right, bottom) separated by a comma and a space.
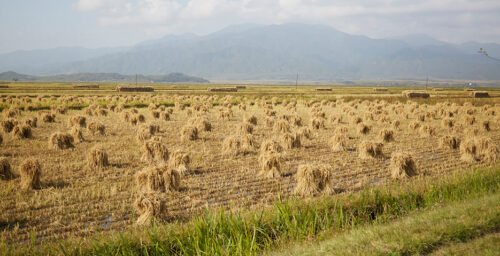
0, 71, 209, 83
0, 46, 129, 75
2, 23, 500, 80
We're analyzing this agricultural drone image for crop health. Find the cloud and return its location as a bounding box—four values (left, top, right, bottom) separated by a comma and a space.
73, 0, 500, 43
73, 0, 125, 11
98, 0, 182, 25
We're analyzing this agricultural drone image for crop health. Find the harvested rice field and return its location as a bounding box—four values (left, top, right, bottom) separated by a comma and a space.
1, 84, 500, 245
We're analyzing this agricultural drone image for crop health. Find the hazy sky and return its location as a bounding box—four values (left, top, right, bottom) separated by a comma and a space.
1, 0, 499, 53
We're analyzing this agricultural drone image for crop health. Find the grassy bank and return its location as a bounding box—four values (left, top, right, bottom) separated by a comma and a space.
269, 190, 500, 255
430, 232, 500, 256
3, 166, 499, 255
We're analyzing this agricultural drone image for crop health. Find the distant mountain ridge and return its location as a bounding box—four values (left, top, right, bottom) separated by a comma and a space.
0, 46, 129, 75
0, 71, 209, 83
1, 23, 500, 80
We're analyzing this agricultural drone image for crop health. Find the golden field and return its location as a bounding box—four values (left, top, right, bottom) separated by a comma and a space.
0, 82, 499, 245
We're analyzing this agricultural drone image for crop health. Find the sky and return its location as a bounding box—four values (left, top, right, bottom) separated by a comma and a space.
1, 0, 500, 53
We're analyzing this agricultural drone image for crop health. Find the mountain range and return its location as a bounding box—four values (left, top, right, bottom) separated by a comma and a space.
0, 71, 209, 83
1, 23, 500, 81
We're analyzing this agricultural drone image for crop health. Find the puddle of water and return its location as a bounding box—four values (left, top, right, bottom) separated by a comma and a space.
104, 216, 112, 229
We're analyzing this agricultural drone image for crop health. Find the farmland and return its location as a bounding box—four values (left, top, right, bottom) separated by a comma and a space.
0, 82, 500, 254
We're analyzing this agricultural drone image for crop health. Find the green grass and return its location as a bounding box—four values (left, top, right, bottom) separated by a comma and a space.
3, 166, 499, 255
269, 191, 500, 256
1, 82, 499, 111
430, 232, 500, 256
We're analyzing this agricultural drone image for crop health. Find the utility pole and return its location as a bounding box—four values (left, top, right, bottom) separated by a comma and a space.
295, 72, 299, 90
425, 76, 428, 91
136, 74, 138, 86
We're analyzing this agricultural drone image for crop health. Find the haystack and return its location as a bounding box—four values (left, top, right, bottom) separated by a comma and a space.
1, 119, 16, 133
273, 120, 290, 133
330, 134, 347, 152
137, 125, 153, 142
243, 114, 258, 125
330, 115, 342, 124
19, 158, 41, 190
41, 113, 56, 123
258, 153, 282, 178
441, 118, 455, 129
87, 146, 109, 170
357, 123, 370, 135
465, 128, 479, 137
460, 139, 478, 163
358, 141, 384, 159
290, 115, 302, 127
49, 132, 74, 150
482, 120, 490, 131
116, 86, 154, 92
69, 115, 86, 127
260, 139, 283, 155
392, 120, 400, 130
439, 135, 460, 149
135, 165, 180, 192
265, 117, 274, 127
208, 87, 237, 92
3, 107, 19, 118
417, 113, 426, 122
141, 138, 169, 163
334, 126, 348, 135
95, 108, 106, 116
151, 110, 160, 119
477, 137, 500, 163
88, 122, 105, 135
11, 125, 32, 139
238, 123, 254, 135
196, 118, 212, 132
24, 117, 37, 128
241, 134, 258, 151
470, 91, 489, 98
409, 121, 421, 130
131, 114, 146, 124
465, 116, 475, 125
297, 127, 312, 139
180, 125, 198, 141
218, 111, 231, 120
54, 106, 67, 114
281, 132, 301, 149
0, 157, 14, 180
160, 111, 170, 121
350, 116, 363, 125
419, 125, 436, 137
403, 91, 430, 98
310, 118, 325, 129
222, 136, 243, 156
378, 129, 394, 142
71, 125, 84, 143
168, 150, 190, 176
134, 192, 164, 225
294, 164, 334, 197
122, 111, 131, 122
390, 153, 417, 179
84, 107, 93, 116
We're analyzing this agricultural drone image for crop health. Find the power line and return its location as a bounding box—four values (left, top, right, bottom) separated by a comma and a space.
478, 48, 500, 61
